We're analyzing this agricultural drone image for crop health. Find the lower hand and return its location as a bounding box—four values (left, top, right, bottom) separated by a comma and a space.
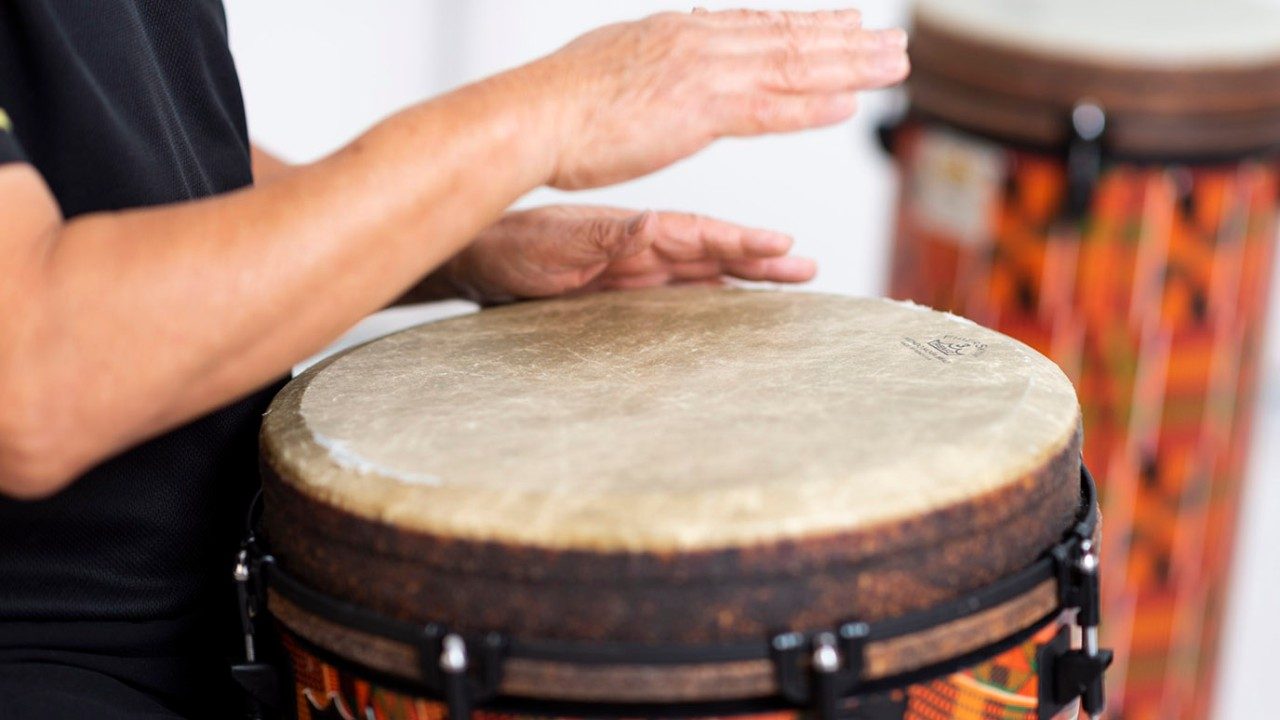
439, 205, 816, 304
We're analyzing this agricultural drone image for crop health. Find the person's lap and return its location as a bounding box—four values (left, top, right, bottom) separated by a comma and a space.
0, 663, 186, 720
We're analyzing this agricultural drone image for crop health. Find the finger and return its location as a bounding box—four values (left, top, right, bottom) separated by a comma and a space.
673, 277, 729, 288
704, 9, 862, 28
724, 256, 818, 282
723, 20, 898, 55
750, 48, 908, 94
601, 272, 674, 290
650, 212, 794, 262
748, 31, 909, 93
597, 250, 665, 278
722, 92, 858, 136
668, 260, 723, 281
610, 255, 817, 286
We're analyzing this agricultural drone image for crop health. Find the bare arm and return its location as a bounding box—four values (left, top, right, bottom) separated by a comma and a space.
0, 74, 548, 495
0, 10, 908, 498
250, 144, 294, 184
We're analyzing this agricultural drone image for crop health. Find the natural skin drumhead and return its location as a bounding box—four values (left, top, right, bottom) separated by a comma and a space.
261, 287, 1081, 552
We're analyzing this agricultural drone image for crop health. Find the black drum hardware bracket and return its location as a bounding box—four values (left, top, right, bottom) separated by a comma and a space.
232, 464, 1111, 720
877, 101, 1109, 229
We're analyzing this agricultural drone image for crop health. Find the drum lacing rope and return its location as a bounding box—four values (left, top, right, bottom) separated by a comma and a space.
232, 464, 1111, 720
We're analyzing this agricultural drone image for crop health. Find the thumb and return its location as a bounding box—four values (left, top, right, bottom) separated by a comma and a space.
577, 210, 654, 262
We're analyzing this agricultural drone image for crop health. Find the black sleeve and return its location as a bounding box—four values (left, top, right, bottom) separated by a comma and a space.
0, 108, 27, 165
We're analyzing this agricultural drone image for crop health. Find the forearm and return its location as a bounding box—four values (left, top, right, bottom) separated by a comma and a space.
4, 68, 553, 493
250, 144, 294, 184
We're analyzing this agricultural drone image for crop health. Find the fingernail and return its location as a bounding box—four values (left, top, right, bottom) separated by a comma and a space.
744, 233, 792, 254
882, 28, 908, 49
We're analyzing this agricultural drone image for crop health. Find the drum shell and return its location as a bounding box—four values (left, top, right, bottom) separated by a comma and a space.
261, 434, 1079, 646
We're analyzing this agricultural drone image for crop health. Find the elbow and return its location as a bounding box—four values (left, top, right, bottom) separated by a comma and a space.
0, 466, 73, 501
0, 428, 79, 501
0, 429, 79, 500
0, 385, 80, 501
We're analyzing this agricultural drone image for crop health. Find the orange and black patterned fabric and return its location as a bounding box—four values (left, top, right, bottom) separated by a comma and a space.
281, 622, 1076, 720
888, 121, 1278, 720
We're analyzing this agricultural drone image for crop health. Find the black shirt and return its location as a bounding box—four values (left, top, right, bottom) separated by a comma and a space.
0, 2, 280, 717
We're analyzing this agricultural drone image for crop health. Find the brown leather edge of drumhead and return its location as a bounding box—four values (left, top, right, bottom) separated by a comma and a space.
270, 580, 1062, 703
260, 426, 1080, 644
908, 16, 1280, 155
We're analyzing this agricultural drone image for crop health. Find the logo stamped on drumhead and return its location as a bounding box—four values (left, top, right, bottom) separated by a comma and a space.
901, 334, 987, 363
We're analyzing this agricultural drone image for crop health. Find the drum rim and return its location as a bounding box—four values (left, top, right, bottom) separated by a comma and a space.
906, 12, 1280, 157
913, 0, 1280, 67
243, 465, 1101, 708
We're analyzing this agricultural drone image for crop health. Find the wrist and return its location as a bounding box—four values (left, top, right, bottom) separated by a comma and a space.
492, 58, 576, 189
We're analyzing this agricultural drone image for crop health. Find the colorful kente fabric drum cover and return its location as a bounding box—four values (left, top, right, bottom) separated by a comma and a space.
885, 2, 1280, 718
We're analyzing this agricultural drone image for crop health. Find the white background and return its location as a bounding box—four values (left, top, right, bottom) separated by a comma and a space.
223, 2, 1279, 717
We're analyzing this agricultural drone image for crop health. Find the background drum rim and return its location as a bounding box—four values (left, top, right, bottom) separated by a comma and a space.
907, 10, 1280, 157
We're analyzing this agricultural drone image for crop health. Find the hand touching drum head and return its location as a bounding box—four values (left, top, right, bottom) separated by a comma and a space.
442, 206, 816, 303
532, 9, 909, 189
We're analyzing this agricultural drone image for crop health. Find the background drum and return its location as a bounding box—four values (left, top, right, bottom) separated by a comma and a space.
883, 1, 1280, 718
246, 287, 1107, 720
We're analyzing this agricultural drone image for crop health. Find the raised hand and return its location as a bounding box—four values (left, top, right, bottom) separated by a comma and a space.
439, 205, 816, 303
526, 8, 909, 189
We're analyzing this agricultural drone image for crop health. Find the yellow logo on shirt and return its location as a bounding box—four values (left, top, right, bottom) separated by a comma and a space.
0, 108, 10, 132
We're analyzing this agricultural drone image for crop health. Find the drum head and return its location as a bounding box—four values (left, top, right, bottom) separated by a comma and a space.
265, 287, 1079, 551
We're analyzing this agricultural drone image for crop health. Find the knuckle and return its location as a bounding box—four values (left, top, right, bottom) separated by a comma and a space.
765, 19, 815, 91
767, 44, 808, 91
643, 14, 686, 48
658, 19, 704, 61
747, 95, 782, 131
647, 11, 685, 29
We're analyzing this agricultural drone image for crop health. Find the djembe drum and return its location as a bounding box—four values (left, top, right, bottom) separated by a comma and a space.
883, 2, 1280, 718
237, 287, 1109, 720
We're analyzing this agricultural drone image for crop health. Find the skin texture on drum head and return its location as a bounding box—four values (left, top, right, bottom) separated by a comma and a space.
916, 0, 1280, 65
263, 287, 1080, 553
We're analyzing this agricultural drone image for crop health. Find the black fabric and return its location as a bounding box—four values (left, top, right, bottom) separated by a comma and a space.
0, 663, 185, 720
0, 2, 282, 718
0, 111, 23, 164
